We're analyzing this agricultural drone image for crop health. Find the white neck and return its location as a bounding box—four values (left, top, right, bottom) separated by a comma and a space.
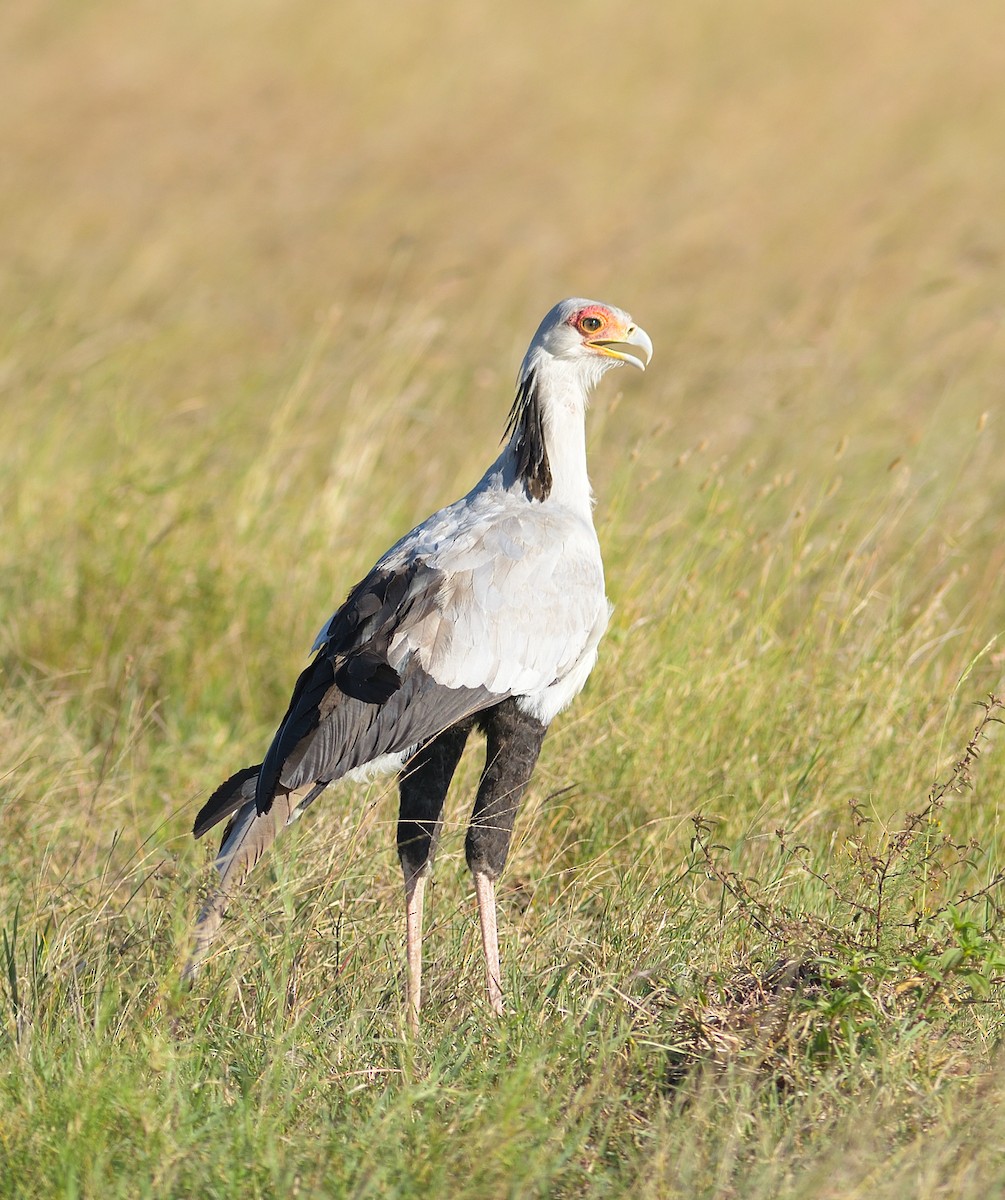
492, 347, 605, 518
532, 353, 594, 513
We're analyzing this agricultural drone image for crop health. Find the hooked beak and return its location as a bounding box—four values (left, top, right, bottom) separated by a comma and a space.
588, 323, 654, 371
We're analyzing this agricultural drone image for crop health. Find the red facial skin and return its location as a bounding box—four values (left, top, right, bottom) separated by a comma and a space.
567, 304, 620, 339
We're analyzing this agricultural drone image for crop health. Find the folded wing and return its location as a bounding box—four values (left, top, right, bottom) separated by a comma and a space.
193, 494, 607, 830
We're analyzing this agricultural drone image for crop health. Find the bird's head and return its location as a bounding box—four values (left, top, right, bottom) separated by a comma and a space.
520, 298, 653, 389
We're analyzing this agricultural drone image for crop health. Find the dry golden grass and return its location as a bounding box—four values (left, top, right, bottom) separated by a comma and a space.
2, 2, 1005, 1196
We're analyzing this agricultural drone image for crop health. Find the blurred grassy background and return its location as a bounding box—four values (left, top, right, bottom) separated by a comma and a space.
2, 1, 1005, 1196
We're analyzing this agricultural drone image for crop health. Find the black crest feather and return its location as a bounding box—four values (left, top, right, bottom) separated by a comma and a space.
503, 372, 552, 501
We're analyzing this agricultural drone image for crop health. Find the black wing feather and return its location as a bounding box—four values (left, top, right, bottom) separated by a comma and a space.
254, 559, 504, 815
193, 763, 260, 838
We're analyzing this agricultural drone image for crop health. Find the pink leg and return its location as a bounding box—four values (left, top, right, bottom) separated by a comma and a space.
474, 870, 504, 1016
404, 869, 427, 1035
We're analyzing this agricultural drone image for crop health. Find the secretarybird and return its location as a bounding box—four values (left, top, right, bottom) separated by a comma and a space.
186, 298, 652, 1029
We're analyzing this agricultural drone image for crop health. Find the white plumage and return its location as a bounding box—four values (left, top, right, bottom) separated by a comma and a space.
186, 297, 652, 1028
358, 495, 606, 706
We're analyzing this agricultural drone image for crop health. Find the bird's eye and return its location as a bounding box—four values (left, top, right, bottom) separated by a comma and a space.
580, 315, 603, 333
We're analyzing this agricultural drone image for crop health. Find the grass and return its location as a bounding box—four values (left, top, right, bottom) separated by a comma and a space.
3, 0, 1005, 1195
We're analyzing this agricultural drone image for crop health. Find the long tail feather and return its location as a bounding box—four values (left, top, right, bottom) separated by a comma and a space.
183, 779, 298, 981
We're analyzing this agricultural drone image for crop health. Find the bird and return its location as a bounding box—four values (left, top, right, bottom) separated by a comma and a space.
185, 297, 652, 1031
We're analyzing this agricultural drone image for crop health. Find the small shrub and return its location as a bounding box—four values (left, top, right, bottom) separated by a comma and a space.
668, 696, 1005, 1089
